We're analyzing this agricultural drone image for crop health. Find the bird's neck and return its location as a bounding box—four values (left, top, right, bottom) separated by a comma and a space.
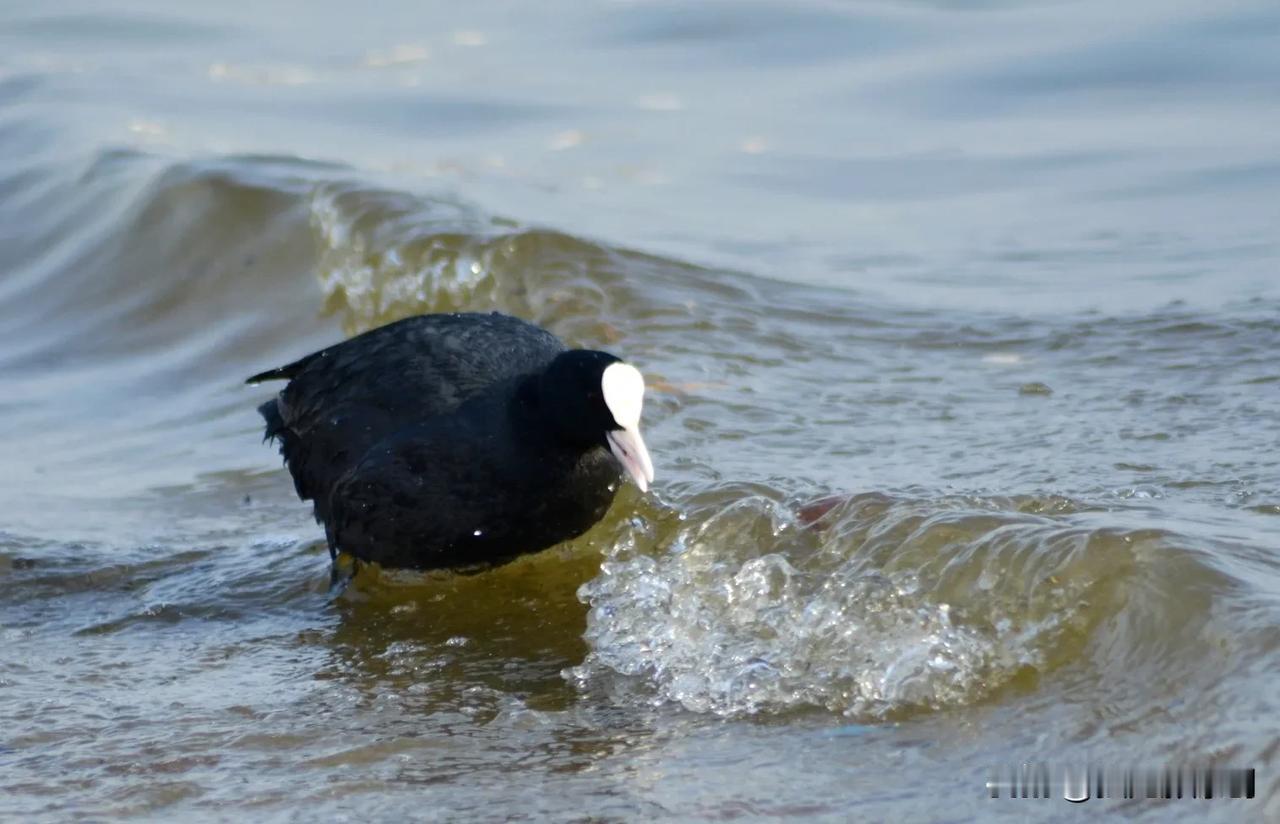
509, 372, 592, 454
508, 373, 558, 442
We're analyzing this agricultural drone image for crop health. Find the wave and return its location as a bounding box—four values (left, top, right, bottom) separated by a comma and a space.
2, 147, 1277, 724
566, 486, 1247, 719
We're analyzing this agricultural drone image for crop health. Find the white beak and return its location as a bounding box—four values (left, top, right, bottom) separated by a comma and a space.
606, 427, 655, 493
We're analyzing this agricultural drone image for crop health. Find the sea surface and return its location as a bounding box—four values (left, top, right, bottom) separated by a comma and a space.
1, 0, 1278, 820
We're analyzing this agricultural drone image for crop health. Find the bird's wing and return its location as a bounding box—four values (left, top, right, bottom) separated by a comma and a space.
324, 419, 506, 569
249, 312, 564, 510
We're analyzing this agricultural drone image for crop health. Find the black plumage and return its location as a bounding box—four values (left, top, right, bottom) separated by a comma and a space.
248, 312, 651, 570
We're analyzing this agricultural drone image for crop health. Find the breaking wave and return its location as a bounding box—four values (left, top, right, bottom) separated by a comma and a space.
566, 488, 1238, 719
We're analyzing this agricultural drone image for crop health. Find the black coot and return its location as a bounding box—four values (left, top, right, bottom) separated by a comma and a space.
248, 312, 654, 571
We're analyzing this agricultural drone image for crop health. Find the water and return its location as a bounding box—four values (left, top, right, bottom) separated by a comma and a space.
2, 0, 1278, 819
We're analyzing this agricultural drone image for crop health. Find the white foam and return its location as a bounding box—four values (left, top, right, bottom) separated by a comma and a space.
565, 496, 1063, 719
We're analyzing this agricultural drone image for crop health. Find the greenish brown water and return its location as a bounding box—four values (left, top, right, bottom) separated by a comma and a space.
2, 1, 1279, 820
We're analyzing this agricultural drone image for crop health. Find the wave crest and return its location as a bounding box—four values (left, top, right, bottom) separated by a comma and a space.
566, 489, 1183, 719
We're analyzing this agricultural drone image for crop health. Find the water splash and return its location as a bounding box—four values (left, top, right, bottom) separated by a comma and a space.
567, 491, 1150, 719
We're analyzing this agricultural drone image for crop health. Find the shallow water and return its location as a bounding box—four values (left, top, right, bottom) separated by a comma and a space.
2, 0, 1279, 820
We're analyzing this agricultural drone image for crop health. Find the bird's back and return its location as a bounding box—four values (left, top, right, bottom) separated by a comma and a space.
249, 312, 566, 519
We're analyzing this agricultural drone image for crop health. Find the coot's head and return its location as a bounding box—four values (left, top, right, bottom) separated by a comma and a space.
538, 350, 656, 492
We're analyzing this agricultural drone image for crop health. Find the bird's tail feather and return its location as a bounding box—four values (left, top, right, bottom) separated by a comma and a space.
257, 399, 286, 442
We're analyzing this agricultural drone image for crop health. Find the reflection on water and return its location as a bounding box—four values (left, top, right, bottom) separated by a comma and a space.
1, 0, 1279, 820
